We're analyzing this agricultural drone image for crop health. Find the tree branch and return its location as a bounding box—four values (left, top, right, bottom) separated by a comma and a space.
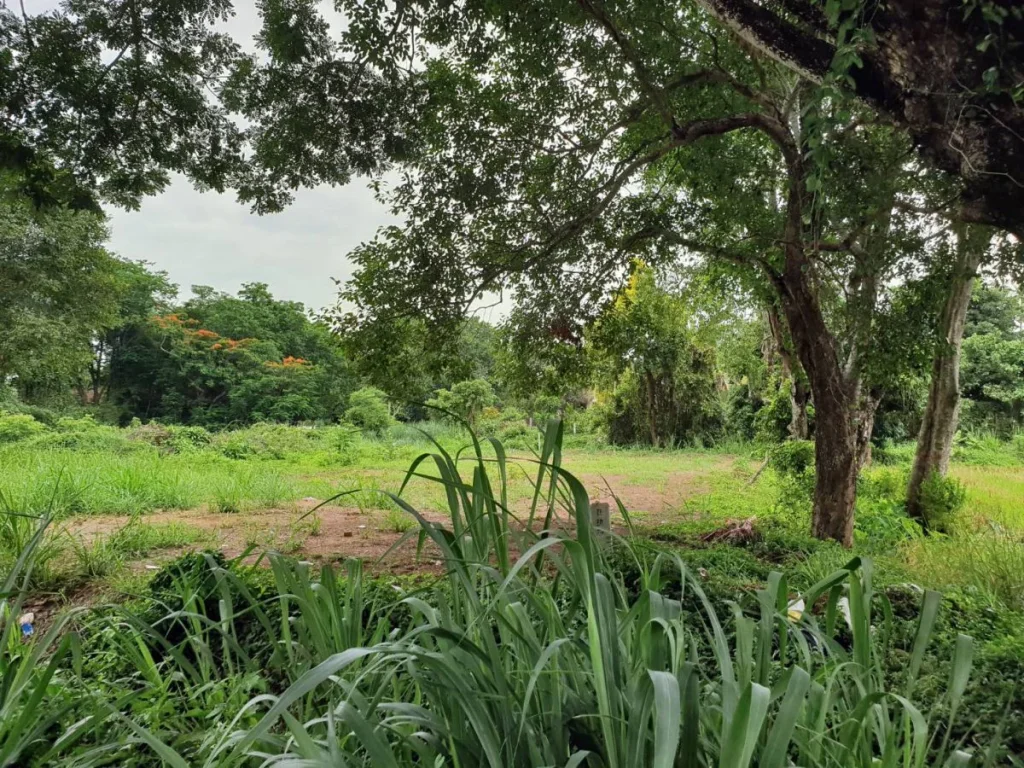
577, 0, 678, 132
694, 0, 904, 115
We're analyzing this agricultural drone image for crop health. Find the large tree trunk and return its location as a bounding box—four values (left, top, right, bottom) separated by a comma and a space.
777, 247, 859, 546
906, 239, 985, 522
695, 0, 1024, 239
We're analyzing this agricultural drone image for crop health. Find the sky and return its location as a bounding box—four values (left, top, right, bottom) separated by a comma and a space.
107, 177, 394, 314
111, 1, 388, 314
38, 0, 512, 322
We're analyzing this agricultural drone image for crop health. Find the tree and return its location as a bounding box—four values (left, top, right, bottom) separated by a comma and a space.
695, 0, 1024, 237
0, 1, 242, 209
80, 259, 177, 406
0, 192, 121, 397
344, 387, 393, 435
958, 283, 1024, 433
906, 227, 991, 521
427, 379, 497, 428
2, 0, 422, 213
589, 263, 721, 447
109, 284, 356, 425
331, 2, 951, 545
336, 313, 500, 415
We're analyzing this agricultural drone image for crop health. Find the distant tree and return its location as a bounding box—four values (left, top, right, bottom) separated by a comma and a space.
589, 264, 721, 447
427, 380, 497, 428
337, 313, 500, 416
444, 318, 498, 387
230, 356, 322, 424
0, 192, 121, 398
958, 284, 1024, 434
81, 260, 177, 406
965, 284, 1023, 339
109, 284, 356, 425
344, 387, 393, 435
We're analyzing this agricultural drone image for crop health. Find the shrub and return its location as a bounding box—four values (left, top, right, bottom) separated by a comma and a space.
164, 425, 213, 453
855, 497, 922, 549
126, 421, 175, 448
344, 387, 393, 435
858, 466, 907, 501
216, 434, 257, 459
426, 378, 496, 426
752, 380, 794, 443
498, 422, 535, 449
918, 471, 967, 532
769, 439, 815, 477
1013, 431, 1024, 460
0, 413, 46, 444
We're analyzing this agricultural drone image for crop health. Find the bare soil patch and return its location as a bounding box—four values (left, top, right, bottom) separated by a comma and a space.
69, 500, 450, 575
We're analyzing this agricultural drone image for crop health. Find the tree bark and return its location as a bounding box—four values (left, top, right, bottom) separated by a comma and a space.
855, 390, 882, 469
644, 369, 659, 447
777, 245, 859, 547
906, 237, 985, 522
695, 0, 1024, 238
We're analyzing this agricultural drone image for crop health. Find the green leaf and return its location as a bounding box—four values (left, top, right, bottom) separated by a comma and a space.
649, 670, 681, 768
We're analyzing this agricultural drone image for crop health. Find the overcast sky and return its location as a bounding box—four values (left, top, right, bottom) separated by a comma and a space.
107, 178, 394, 314
37, 1, 511, 321
31, 0, 392, 315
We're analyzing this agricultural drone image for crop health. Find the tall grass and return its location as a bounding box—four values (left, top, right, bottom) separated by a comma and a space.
0, 422, 1003, 766
903, 530, 1024, 611
0, 449, 318, 517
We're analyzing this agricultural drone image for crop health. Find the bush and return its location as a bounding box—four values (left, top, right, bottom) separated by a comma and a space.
498, 422, 535, 449
344, 387, 393, 435
1013, 431, 1024, 460
426, 378, 496, 426
855, 497, 922, 549
724, 386, 759, 440
0, 413, 46, 444
28, 416, 133, 452
769, 439, 815, 477
164, 425, 213, 453
918, 471, 967, 532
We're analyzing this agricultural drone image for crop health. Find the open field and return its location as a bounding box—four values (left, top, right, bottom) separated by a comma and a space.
3, 422, 1024, 764
4, 422, 1023, 609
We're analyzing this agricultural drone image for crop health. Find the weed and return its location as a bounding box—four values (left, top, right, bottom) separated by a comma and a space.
383, 507, 414, 533
918, 471, 968, 532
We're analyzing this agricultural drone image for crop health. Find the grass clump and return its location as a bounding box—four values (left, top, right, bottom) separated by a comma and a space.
903, 530, 1024, 612
918, 471, 968, 532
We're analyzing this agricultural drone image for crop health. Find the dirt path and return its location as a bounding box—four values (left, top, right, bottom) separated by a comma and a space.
69, 501, 450, 575
65, 456, 743, 574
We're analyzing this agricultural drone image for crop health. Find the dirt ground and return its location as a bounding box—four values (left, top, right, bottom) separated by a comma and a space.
68, 500, 453, 575
64, 457, 744, 577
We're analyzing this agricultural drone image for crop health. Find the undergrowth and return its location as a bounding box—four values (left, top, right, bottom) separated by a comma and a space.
0, 422, 1017, 766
